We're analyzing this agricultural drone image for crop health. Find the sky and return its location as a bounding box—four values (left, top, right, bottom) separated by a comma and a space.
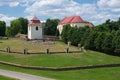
0, 0, 120, 26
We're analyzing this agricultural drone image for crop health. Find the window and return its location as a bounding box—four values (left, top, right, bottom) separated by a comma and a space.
36, 26, 38, 30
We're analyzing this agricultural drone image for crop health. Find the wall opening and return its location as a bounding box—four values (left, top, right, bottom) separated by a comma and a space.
36, 26, 38, 31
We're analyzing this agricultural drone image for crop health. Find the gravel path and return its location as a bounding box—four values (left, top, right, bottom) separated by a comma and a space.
0, 69, 54, 80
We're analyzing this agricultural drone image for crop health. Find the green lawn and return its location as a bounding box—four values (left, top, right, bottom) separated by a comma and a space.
0, 64, 120, 80
0, 75, 18, 80
0, 39, 78, 53
0, 50, 120, 67
0, 39, 120, 80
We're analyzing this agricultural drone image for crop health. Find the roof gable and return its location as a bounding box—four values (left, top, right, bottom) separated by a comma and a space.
59, 16, 84, 25
71, 16, 84, 23
30, 16, 41, 24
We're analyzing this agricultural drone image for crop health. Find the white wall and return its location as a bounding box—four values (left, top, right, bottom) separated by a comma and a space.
70, 23, 85, 27
57, 23, 85, 35
28, 26, 43, 39
57, 25, 63, 34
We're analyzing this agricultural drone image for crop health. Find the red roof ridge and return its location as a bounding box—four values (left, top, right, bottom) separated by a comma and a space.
29, 16, 41, 24
59, 15, 84, 25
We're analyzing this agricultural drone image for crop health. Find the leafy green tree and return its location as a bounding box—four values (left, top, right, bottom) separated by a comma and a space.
81, 28, 90, 46
101, 33, 113, 53
94, 32, 106, 51
44, 18, 60, 35
6, 26, 12, 37
84, 28, 98, 50
10, 19, 21, 36
7, 17, 28, 37
61, 24, 71, 43
18, 18, 28, 34
113, 30, 120, 54
55, 28, 60, 37
0, 21, 6, 36
68, 27, 78, 45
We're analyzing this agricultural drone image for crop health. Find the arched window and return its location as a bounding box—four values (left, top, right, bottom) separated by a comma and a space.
36, 26, 38, 30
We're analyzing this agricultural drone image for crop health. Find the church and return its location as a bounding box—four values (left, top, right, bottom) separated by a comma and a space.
57, 15, 93, 34
28, 16, 43, 40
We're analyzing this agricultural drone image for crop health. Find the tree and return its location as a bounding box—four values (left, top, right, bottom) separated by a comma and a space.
6, 26, 12, 37
113, 30, 120, 54
61, 24, 71, 43
10, 19, 21, 36
7, 17, 28, 37
94, 32, 106, 51
44, 18, 60, 35
18, 18, 28, 34
101, 33, 113, 53
84, 28, 98, 50
55, 28, 59, 37
0, 21, 6, 36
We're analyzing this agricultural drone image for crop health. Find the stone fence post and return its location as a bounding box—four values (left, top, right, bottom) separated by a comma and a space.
65, 48, 69, 53
24, 48, 28, 55
46, 48, 49, 54
6, 46, 10, 53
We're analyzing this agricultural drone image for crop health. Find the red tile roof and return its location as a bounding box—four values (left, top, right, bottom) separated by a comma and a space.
85, 23, 93, 27
59, 16, 84, 25
29, 16, 41, 24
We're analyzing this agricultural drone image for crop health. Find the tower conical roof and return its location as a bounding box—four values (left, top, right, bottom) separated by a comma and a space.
30, 16, 41, 23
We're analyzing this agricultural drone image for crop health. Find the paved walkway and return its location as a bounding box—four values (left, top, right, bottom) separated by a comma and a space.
0, 69, 54, 80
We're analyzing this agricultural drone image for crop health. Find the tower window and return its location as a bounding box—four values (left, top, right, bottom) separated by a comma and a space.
36, 26, 38, 30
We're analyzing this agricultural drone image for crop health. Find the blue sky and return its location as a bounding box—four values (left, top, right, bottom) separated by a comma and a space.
0, 0, 120, 26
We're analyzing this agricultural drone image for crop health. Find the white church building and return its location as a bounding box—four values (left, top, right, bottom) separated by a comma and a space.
28, 16, 43, 40
57, 15, 93, 34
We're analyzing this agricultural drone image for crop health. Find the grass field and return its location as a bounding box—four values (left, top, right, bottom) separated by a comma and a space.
0, 39, 78, 53
0, 64, 120, 80
0, 75, 18, 80
0, 50, 120, 67
0, 39, 120, 80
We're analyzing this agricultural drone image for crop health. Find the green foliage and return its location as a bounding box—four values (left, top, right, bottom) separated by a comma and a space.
10, 19, 21, 36
6, 17, 28, 37
18, 17, 28, 34
61, 18, 120, 55
61, 24, 71, 43
6, 27, 12, 37
44, 18, 60, 35
113, 30, 120, 54
94, 32, 106, 51
101, 33, 113, 53
0, 21, 6, 36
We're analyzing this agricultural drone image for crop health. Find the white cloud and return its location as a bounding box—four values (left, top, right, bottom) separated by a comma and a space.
97, 0, 120, 12
25, 0, 96, 19
9, 2, 19, 7
0, 0, 119, 25
0, 14, 16, 26
0, 0, 37, 7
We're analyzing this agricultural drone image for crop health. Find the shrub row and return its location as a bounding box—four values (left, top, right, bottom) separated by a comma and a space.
61, 19, 120, 56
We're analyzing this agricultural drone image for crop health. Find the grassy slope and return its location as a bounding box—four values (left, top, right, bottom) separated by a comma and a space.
0, 39, 120, 80
0, 75, 18, 80
0, 39, 77, 52
0, 50, 120, 67
0, 64, 120, 80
